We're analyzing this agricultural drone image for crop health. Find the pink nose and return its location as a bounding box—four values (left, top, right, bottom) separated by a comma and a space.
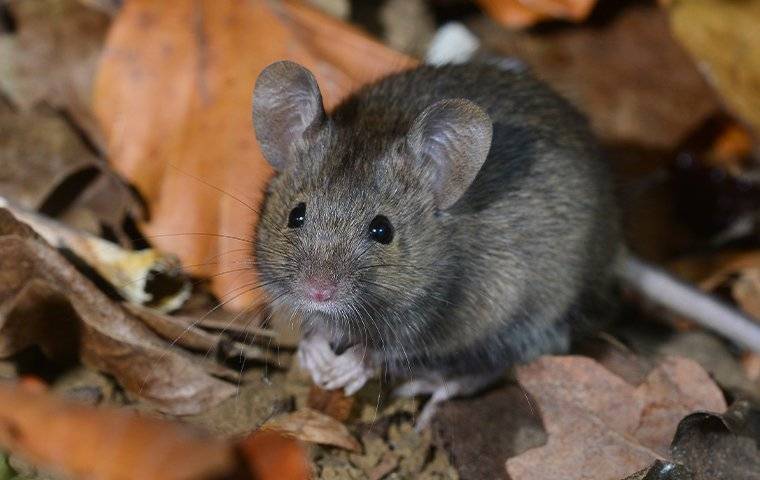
305, 279, 337, 302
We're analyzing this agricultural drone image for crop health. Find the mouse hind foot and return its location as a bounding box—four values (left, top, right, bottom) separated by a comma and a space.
394, 371, 503, 431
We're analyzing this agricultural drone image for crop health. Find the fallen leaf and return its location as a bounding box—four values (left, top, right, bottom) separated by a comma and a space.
93, 0, 415, 310
670, 250, 760, 322
125, 303, 283, 366
0, 0, 109, 148
471, 3, 718, 150
666, 0, 760, 136
0, 208, 237, 414
623, 460, 690, 480
505, 355, 726, 480
668, 400, 760, 479
2, 197, 191, 312
633, 356, 727, 456
0, 102, 141, 244
263, 408, 362, 452
432, 384, 546, 480
308, 385, 355, 422
475, 0, 597, 28
239, 429, 311, 480
732, 270, 760, 320
0, 382, 313, 480
0, 383, 237, 480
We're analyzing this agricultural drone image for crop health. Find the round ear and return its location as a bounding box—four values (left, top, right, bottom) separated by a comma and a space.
408, 99, 493, 210
252, 61, 326, 170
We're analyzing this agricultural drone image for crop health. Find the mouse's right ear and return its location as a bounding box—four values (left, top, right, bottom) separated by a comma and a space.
253, 61, 326, 170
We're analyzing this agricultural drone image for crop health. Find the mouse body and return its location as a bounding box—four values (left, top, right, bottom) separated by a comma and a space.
252, 61, 620, 424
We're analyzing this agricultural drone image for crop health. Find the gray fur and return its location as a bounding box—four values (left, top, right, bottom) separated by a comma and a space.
252, 61, 620, 379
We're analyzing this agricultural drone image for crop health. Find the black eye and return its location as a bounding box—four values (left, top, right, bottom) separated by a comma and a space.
368, 215, 393, 244
288, 202, 306, 228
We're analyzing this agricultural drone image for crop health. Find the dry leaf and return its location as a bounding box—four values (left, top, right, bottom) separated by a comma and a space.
0, 383, 313, 480
307, 385, 355, 422
239, 429, 311, 480
670, 250, 760, 322
666, 0, 760, 136
0, 106, 97, 210
472, 3, 718, 150
0, 0, 109, 148
0, 383, 237, 480
432, 384, 546, 480
0, 208, 236, 414
668, 401, 760, 479
732, 270, 760, 320
0, 100, 140, 243
475, 0, 597, 28
263, 408, 362, 452
93, 0, 414, 311
1, 198, 190, 312
505, 355, 726, 480
127, 303, 283, 366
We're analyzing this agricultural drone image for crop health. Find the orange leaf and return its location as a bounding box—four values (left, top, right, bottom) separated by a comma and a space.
307, 385, 355, 422
239, 429, 311, 480
475, 0, 597, 28
93, 0, 414, 311
0, 383, 236, 480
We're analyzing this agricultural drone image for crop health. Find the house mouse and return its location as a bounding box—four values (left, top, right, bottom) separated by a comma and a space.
251, 60, 760, 428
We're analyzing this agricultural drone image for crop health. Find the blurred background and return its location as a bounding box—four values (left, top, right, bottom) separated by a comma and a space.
0, 1, 759, 479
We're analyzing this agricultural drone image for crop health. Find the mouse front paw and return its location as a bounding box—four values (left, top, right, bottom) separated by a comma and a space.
297, 333, 374, 395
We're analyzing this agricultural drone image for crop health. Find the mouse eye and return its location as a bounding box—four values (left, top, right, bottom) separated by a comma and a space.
288, 202, 306, 228
368, 215, 393, 244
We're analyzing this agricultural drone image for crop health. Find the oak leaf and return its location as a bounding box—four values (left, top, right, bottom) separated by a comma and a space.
506, 355, 726, 480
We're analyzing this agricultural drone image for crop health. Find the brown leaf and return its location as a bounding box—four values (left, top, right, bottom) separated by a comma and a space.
0, 102, 141, 243
239, 429, 311, 480
475, 0, 597, 28
307, 385, 355, 422
670, 250, 760, 322
505, 355, 726, 480
263, 408, 362, 452
93, 0, 415, 311
633, 356, 727, 456
0, 208, 236, 414
668, 401, 760, 479
126, 303, 282, 366
666, 0, 760, 136
432, 384, 546, 480
0, 0, 109, 148
732, 270, 760, 320
472, 3, 718, 150
0, 382, 313, 480
0, 383, 237, 480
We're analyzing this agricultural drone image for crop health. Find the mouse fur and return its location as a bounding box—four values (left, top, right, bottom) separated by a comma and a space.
252, 60, 620, 383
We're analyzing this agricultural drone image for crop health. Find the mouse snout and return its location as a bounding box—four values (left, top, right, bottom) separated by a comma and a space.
304, 277, 337, 302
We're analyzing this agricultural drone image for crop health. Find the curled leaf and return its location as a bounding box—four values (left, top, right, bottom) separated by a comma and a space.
0, 208, 236, 414
263, 408, 362, 452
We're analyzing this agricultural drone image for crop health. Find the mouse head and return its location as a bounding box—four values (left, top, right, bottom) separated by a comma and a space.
252, 61, 491, 339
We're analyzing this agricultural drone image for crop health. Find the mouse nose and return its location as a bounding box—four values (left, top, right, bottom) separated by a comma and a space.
305, 278, 337, 302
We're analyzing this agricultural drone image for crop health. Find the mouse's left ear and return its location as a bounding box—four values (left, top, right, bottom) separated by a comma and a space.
408, 99, 493, 210
253, 61, 326, 170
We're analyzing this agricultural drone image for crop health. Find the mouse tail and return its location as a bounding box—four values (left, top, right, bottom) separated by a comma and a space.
616, 252, 760, 353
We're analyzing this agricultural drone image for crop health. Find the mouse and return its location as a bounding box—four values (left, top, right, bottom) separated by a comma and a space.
250, 60, 760, 428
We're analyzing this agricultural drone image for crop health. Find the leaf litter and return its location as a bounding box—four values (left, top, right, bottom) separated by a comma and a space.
1, 0, 760, 479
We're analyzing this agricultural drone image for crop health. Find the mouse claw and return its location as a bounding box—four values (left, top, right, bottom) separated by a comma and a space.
297, 335, 374, 394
